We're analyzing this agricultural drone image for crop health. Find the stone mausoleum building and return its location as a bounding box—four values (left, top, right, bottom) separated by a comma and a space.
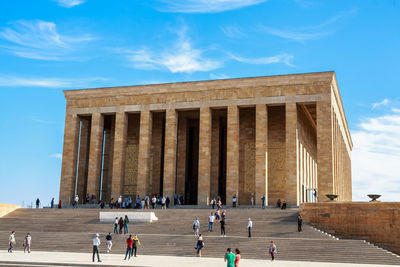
59, 71, 352, 206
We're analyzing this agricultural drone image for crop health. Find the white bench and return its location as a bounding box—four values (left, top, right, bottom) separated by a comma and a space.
99, 212, 158, 223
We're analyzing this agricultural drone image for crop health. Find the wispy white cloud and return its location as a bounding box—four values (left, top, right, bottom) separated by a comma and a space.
259, 8, 357, 42
372, 98, 390, 109
352, 108, 400, 202
228, 52, 294, 67
53, 0, 85, 8
220, 25, 244, 38
125, 26, 222, 73
155, 0, 267, 13
0, 75, 107, 88
50, 153, 62, 159
0, 20, 93, 60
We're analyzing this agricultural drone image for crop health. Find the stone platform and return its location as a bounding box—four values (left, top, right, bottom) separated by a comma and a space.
99, 211, 158, 223
0, 251, 397, 267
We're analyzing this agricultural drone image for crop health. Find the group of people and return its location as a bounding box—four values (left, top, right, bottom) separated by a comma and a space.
7, 231, 32, 254
114, 215, 130, 234
92, 231, 141, 262
223, 242, 278, 267
108, 194, 171, 210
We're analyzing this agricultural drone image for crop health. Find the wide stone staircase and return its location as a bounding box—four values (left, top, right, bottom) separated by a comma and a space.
0, 207, 399, 265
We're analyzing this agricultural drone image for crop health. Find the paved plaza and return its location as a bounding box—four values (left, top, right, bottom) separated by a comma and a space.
0, 251, 397, 267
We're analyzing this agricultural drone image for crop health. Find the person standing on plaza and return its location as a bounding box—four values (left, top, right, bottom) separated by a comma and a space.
105, 232, 112, 252
51, 198, 54, 208
232, 195, 237, 208
36, 198, 40, 208
217, 198, 222, 209
161, 196, 166, 209
124, 215, 129, 234
113, 217, 118, 234
58, 199, 62, 208
74, 195, 79, 207
166, 196, 170, 208
118, 195, 122, 208
92, 233, 101, 262
224, 248, 235, 267
247, 218, 253, 237
215, 209, 221, 221
193, 218, 200, 236
208, 212, 214, 232
220, 217, 226, 237
234, 248, 241, 267
276, 199, 281, 208
8, 231, 16, 253
268, 241, 277, 261
118, 217, 124, 234
195, 234, 204, 257
250, 194, 254, 206
261, 195, 266, 209
132, 234, 141, 257
23, 233, 31, 253
151, 195, 157, 209
210, 198, 216, 209
297, 215, 303, 232
221, 210, 226, 222
123, 235, 133, 260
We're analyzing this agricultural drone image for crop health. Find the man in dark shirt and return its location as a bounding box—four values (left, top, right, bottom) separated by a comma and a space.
297, 215, 303, 232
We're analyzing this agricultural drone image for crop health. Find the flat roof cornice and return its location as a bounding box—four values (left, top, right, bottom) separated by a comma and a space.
63, 71, 335, 99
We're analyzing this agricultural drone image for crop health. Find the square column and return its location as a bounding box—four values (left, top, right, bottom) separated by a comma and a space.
111, 112, 127, 199
137, 110, 152, 197
226, 106, 239, 205
86, 113, 104, 201
317, 101, 333, 201
285, 103, 298, 206
198, 107, 212, 205
59, 114, 80, 204
255, 104, 268, 206
163, 109, 177, 200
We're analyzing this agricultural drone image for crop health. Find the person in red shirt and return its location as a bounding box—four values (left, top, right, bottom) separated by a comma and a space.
123, 235, 133, 260
235, 248, 241, 267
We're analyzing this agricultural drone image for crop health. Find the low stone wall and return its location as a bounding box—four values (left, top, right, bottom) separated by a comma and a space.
0, 203, 20, 217
300, 202, 400, 254
99, 212, 158, 223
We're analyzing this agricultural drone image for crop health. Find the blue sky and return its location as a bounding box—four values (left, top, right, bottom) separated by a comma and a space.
0, 0, 399, 206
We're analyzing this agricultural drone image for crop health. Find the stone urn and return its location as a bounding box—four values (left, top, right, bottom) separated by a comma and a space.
325, 194, 338, 201
367, 194, 381, 202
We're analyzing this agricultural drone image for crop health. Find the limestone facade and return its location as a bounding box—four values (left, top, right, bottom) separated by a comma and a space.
59, 72, 353, 206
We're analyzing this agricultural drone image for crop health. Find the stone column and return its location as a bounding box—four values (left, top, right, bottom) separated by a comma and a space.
317, 101, 333, 201
163, 109, 177, 201
198, 107, 212, 205
226, 106, 239, 205
285, 103, 298, 206
255, 104, 268, 206
86, 113, 104, 202
137, 110, 152, 197
111, 112, 127, 199
59, 114, 80, 204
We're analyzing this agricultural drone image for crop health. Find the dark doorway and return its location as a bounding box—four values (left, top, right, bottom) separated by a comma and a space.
160, 117, 165, 196
218, 116, 227, 204
185, 118, 199, 205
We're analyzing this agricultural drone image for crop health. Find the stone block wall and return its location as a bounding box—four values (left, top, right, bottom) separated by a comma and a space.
239, 107, 256, 204
124, 114, 140, 196
268, 106, 286, 206
300, 203, 400, 254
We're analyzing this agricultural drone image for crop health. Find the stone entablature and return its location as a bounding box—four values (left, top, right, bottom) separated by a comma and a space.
60, 72, 353, 206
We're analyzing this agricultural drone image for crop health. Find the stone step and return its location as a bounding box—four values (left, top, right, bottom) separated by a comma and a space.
0, 208, 398, 265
